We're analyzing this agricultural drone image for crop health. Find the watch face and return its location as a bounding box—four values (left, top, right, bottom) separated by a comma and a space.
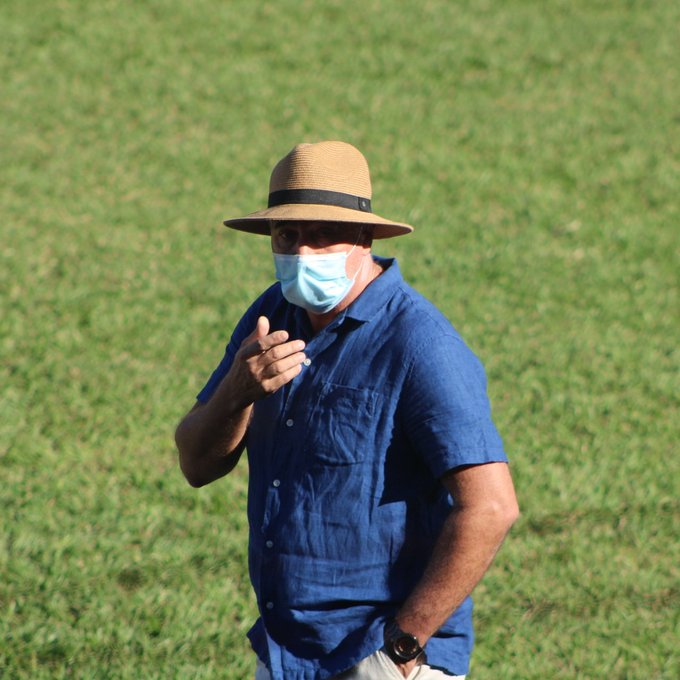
394, 634, 420, 659
384, 621, 422, 662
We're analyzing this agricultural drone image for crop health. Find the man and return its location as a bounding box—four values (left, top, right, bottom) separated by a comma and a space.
175, 141, 519, 680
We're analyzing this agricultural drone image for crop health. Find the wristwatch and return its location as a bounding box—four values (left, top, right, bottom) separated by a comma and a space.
383, 620, 423, 663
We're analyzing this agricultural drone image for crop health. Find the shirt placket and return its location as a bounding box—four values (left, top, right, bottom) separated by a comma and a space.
258, 321, 342, 618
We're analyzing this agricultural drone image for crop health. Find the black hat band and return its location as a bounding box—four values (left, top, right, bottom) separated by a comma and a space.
268, 188, 372, 213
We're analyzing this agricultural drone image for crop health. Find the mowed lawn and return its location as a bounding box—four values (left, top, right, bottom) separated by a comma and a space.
1, 0, 678, 678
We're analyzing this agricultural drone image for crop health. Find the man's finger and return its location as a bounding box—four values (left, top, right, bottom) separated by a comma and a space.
240, 321, 306, 360
262, 362, 305, 393
240, 316, 291, 356
262, 350, 307, 378
242, 316, 271, 346
242, 333, 302, 359
255, 315, 269, 340
265, 340, 307, 362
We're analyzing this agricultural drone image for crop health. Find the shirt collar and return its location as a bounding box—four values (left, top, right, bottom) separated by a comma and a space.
343, 256, 401, 323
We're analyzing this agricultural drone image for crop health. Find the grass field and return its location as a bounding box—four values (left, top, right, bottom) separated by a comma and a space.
1, 0, 678, 677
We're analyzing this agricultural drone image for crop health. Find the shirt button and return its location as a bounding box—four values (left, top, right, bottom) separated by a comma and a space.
265, 540, 274, 548
303, 358, 312, 366
272, 479, 281, 487
266, 601, 274, 610
286, 419, 294, 427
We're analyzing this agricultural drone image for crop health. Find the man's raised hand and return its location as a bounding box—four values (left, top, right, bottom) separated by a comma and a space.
227, 316, 306, 408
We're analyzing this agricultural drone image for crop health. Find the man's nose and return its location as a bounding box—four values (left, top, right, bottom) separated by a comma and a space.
296, 243, 317, 255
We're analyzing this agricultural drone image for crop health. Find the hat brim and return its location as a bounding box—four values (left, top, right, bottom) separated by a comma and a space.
224, 203, 413, 239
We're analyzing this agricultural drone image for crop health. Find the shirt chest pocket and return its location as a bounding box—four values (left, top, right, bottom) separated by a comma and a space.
304, 383, 379, 466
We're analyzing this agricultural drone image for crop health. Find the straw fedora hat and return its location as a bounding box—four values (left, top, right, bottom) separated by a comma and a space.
224, 141, 414, 239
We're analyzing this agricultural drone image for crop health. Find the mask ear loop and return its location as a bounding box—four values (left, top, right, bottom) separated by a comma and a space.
346, 225, 368, 284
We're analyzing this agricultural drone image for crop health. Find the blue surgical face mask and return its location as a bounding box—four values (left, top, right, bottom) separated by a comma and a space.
274, 245, 362, 314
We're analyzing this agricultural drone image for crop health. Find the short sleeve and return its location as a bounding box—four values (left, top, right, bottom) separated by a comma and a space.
195, 293, 268, 403
402, 333, 507, 479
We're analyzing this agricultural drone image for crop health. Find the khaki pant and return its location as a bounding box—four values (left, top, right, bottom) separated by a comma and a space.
255, 650, 466, 679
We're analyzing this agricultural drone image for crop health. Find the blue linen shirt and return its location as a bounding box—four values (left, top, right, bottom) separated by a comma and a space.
197, 257, 507, 679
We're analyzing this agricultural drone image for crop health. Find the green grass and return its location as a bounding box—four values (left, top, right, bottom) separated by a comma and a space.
1, 0, 678, 677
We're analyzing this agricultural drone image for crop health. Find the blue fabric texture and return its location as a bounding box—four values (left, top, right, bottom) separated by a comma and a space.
197, 257, 507, 680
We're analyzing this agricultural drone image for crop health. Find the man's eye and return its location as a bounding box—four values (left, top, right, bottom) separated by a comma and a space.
317, 228, 339, 242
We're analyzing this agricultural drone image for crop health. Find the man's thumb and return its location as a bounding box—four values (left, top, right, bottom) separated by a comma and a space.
255, 316, 270, 339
